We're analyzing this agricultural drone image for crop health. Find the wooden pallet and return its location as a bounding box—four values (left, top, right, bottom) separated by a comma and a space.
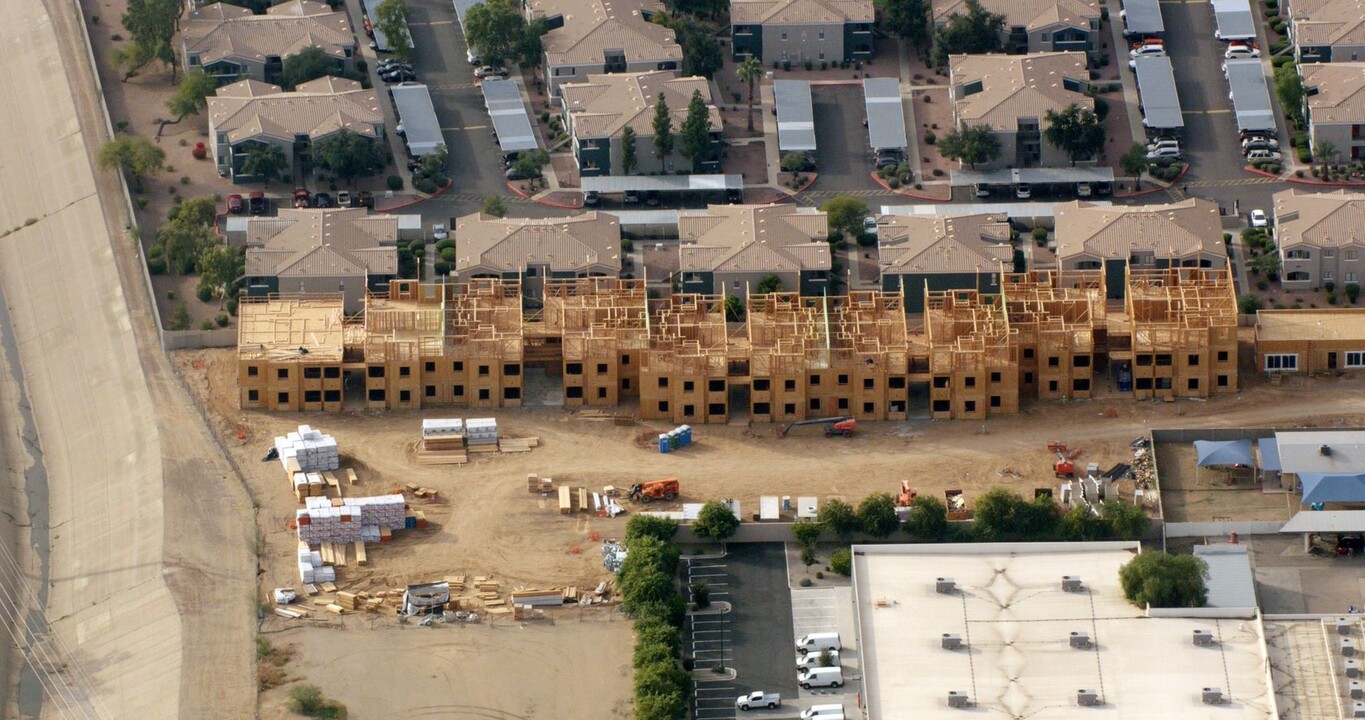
416, 449, 468, 465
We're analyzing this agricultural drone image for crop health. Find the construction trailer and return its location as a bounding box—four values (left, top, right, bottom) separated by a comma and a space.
1114, 265, 1238, 399
922, 288, 1019, 421
1001, 269, 1107, 401
542, 277, 647, 408
640, 293, 731, 424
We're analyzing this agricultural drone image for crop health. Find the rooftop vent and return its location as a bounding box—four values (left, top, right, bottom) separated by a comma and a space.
1345, 638, 1357, 657
1070, 632, 1091, 649
1062, 575, 1083, 592
1202, 688, 1226, 704
1352, 680, 1364, 700
1347, 659, 1361, 678
1354, 702, 1365, 719
942, 633, 963, 650
1340, 618, 1355, 636
1192, 630, 1215, 646
936, 577, 957, 594
1077, 689, 1100, 706
1322, 444, 1333, 456
947, 691, 970, 708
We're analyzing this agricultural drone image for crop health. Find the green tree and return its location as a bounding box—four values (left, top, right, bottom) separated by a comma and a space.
1043, 104, 1106, 166
1099, 500, 1150, 540
1348, 283, 1361, 304
691, 500, 740, 540
931, 0, 1004, 64
971, 488, 1060, 541
652, 93, 674, 173
198, 244, 242, 306
121, 0, 180, 82
676, 20, 723, 78
635, 660, 691, 699
1118, 552, 1208, 608
167, 301, 192, 330
792, 518, 822, 546
465, 0, 538, 68
1273, 64, 1304, 125
1313, 141, 1338, 173
635, 618, 683, 656
1237, 293, 1263, 314
818, 196, 870, 238
679, 90, 714, 172
1251, 251, 1281, 279
482, 195, 506, 217
620, 536, 681, 584
375, 0, 413, 61
737, 55, 763, 132
514, 148, 551, 179
856, 492, 900, 538
158, 218, 214, 275
621, 566, 676, 612
904, 495, 949, 540
817, 498, 860, 537
170, 196, 219, 227
98, 136, 166, 192
313, 130, 386, 181
830, 548, 853, 576
689, 580, 710, 609
756, 273, 782, 294
635, 691, 686, 720
287, 683, 346, 719
279, 46, 339, 90
781, 152, 808, 173
111, 41, 159, 82
165, 71, 216, 123
1119, 142, 1148, 189
1057, 505, 1106, 541
620, 126, 639, 175
241, 144, 288, 186
882, 0, 930, 47
937, 123, 1001, 169
626, 515, 679, 543
723, 294, 744, 322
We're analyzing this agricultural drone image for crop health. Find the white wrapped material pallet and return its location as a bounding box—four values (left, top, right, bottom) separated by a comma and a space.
296, 505, 365, 544
276, 425, 340, 472
466, 418, 499, 446
422, 418, 465, 438
342, 494, 406, 529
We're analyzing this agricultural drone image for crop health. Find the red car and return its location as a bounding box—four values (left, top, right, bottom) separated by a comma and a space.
227, 193, 245, 214
293, 188, 311, 208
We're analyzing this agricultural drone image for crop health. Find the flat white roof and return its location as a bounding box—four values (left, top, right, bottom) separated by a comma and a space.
1276, 430, 1365, 475
863, 78, 907, 151
774, 80, 816, 152
881, 201, 1113, 218
853, 542, 1276, 720
1225, 58, 1275, 132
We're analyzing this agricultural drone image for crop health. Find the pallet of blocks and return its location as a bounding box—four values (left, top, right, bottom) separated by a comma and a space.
527, 474, 554, 494
417, 418, 468, 465
275, 425, 340, 473
465, 418, 499, 453
510, 589, 563, 607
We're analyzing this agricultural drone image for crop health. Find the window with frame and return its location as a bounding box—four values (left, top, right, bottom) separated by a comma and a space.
1265, 354, 1298, 371
1325, 249, 1337, 258
1349, 272, 1360, 283
1346, 351, 1365, 368
1348, 249, 1360, 261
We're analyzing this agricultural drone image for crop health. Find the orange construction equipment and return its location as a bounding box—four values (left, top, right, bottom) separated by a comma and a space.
895, 480, 918, 507
777, 416, 858, 438
630, 478, 679, 503
1054, 452, 1075, 478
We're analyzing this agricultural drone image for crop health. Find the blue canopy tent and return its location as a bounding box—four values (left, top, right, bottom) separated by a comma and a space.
1195, 440, 1254, 467
1300, 473, 1365, 505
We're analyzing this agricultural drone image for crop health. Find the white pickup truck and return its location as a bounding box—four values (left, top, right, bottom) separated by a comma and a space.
736, 691, 781, 710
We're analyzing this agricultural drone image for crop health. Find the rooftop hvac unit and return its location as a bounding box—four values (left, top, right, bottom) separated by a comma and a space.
1341, 618, 1356, 636
1202, 688, 1225, 704
1346, 638, 1358, 657
1192, 630, 1215, 646
1347, 659, 1361, 678
1321, 444, 1333, 456
1070, 632, 1091, 649
936, 577, 957, 594
947, 691, 970, 708
1354, 701, 1365, 719
1076, 689, 1100, 706
1061, 575, 1083, 592
1351, 680, 1364, 699
942, 633, 963, 650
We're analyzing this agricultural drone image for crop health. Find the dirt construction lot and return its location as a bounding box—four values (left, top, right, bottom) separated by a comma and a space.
175, 349, 1365, 717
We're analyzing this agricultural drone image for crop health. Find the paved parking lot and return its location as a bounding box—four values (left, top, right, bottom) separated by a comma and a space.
811, 85, 883, 192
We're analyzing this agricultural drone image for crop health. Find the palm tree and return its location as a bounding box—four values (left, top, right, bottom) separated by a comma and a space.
737, 55, 763, 133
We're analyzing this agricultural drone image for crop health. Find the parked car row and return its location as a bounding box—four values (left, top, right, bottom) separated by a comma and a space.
377, 59, 415, 84
974, 181, 1112, 200
227, 191, 268, 215
1146, 136, 1183, 161
734, 631, 848, 718
233, 189, 373, 215
874, 147, 906, 170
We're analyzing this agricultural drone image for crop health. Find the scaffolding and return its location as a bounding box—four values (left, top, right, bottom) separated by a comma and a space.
641, 294, 730, 423
1120, 265, 1238, 399
544, 277, 648, 407
1001, 268, 1106, 400
924, 288, 1019, 420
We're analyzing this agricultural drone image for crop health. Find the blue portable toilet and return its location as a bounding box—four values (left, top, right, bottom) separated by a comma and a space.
658, 434, 671, 453
1116, 362, 1133, 392
680, 425, 692, 446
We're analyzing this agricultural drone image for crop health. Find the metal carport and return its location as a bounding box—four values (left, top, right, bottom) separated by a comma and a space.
773, 80, 816, 153
1133, 56, 1184, 131
1120, 0, 1164, 36
1225, 59, 1276, 132
389, 84, 445, 157
481, 78, 540, 153
863, 78, 907, 151
363, 0, 413, 52
1211, 0, 1256, 40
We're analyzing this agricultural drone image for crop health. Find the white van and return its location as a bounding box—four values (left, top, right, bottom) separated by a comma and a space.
796, 649, 839, 669
799, 666, 844, 689
795, 632, 841, 654
800, 704, 846, 719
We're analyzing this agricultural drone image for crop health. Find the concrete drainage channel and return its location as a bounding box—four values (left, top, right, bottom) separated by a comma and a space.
687, 556, 736, 720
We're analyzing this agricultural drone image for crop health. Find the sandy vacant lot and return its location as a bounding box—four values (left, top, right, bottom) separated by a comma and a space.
173, 348, 1365, 716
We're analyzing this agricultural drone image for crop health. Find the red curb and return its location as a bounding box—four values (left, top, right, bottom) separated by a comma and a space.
1285, 176, 1365, 188
1244, 166, 1280, 180
378, 179, 453, 212
788, 172, 818, 194
867, 171, 950, 202
1113, 163, 1190, 200
506, 181, 531, 199
534, 197, 583, 209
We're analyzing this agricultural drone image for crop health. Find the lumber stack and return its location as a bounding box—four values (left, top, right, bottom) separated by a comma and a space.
498, 437, 539, 453
527, 474, 554, 493
509, 589, 563, 607
334, 591, 361, 611
416, 448, 468, 465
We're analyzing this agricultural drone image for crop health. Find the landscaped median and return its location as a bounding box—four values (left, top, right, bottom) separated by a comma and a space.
620, 515, 691, 720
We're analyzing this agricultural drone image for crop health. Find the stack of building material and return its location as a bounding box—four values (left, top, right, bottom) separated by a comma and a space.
291, 472, 327, 501
498, 436, 539, 453
275, 425, 340, 472
416, 420, 467, 465
510, 589, 563, 607
342, 494, 406, 528
296, 505, 363, 544
297, 542, 336, 584
334, 591, 361, 611
602, 540, 626, 572
527, 474, 554, 493
466, 418, 499, 453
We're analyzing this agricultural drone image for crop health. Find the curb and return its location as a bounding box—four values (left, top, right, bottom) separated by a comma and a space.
687, 600, 733, 616
867, 171, 950, 202
506, 181, 531, 199
786, 172, 818, 194
693, 667, 738, 682
533, 195, 583, 210
379, 179, 452, 212
1113, 163, 1189, 200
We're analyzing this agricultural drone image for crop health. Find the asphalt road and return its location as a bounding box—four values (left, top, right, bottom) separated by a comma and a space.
812, 85, 882, 192
725, 544, 799, 695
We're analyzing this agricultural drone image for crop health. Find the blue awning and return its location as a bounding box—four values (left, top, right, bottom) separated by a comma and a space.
1301, 473, 1365, 504
1258, 437, 1282, 472
1195, 439, 1254, 467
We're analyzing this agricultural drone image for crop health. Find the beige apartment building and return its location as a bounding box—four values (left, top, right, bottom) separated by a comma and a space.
181, 0, 356, 84
676, 204, 832, 297
1288, 0, 1365, 63
561, 71, 721, 176
1273, 189, 1365, 290
948, 52, 1093, 170
877, 213, 1014, 312
730, 0, 875, 63
527, 0, 682, 94
1301, 63, 1365, 162
451, 212, 623, 296
932, 0, 1100, 57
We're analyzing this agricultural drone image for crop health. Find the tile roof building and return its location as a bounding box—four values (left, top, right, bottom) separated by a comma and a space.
207, 76, 383, 183
948, 52, 1093, 169
181, 0, 356, 84
452, 212, 623, 295
1273, 189, 1365, 290
1054, 199, 1227, 297
561, 71, 721, 176
730, 0, 874, 63
877, 214, 1015, 310
243, 208, 399, 313
932, 0, 1100, 56
1288, 0, 1365, 63
1300, 63, 1365, 163
527, 0, 682, 94
678, 204, 832, 296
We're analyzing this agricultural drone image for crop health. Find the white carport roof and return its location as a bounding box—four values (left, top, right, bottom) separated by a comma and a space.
1211, 0, 1256, 40
1281, 510, 1365, 534
1134, 56, 1184, 129
774, 80, 816, 152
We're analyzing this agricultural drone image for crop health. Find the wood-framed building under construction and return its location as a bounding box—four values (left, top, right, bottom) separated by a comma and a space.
237, 262, 1242, 420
